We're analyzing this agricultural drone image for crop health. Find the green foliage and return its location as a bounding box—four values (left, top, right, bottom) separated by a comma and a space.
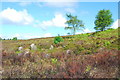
107, 28, 114, 31
94, 9, 113, 31
51, 58, 58, 64
12, 37, 17, 40
54, 40, 59, 44
67, 32, 71, 35
75, 46, 85, 54
117, 78, 120, 80
74, 33, 90, 40
0, 37, 2, 40
104, 41, 111, 46
54, 36, 64, 44
15, 51, 22, 54
65, 13, 85, 35
85, 65, 91, 72
85, 50, 92, 54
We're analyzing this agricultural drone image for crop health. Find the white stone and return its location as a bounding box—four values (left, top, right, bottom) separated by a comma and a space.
30, 43, 37, 50
24, 49, 30, 54
0, 70, 4, 74
49, 45, 54, 50
24, 49, 30, 57
66, 50, 72, 54
17, 49, 30, 58
45, 54, 50, 58
18, 46, 23, 51
62, 45, 66, 48
17, 53, 24, 57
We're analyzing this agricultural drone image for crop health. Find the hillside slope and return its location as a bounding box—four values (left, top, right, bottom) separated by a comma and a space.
1, 27, 119, 78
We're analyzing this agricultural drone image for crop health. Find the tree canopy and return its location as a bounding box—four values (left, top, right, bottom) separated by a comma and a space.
12, 37, 17, 40
94, 9, 113, 31
65, 13, 84, 35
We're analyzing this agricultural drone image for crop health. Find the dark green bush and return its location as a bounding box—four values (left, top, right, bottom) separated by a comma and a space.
54, 36, 64, 44
12, 37, 17, 40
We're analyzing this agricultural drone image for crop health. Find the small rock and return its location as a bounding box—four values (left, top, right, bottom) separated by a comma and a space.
63, 45, 66, 48
17, 53, 24, 57
24, 49, 30, 54
18, 46, 23, 51
24, 49, 30, 57
66, 50, 72, 54
44, 54, 50, 58
0, 69, 4, 74
49, 45, 54, 50
30, 43, 37, 50
0, 66, 4, 74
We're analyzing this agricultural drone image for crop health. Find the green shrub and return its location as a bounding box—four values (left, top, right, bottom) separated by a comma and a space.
54, 36, 64, 44
104, 41, 111, 46
15, 51, 22, 54
85, 65, 91, 72
12, 37, 17, 40
51, 58, 58, 64
107, 28, 114, 31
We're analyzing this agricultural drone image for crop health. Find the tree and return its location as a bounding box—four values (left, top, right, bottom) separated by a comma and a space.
94, 9, 113, 31
65, 13, 84, 35
0, 37, 2, 40
12, 37, 17, 40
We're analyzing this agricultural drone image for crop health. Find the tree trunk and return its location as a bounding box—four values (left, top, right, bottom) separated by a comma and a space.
101, 27, 104, 31
73, 27, 76, 35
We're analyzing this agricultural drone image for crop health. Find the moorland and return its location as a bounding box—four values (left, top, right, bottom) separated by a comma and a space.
1, 27, 119, 78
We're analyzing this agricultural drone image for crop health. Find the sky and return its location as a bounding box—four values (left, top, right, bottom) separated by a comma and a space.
0, 1, 119, 39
